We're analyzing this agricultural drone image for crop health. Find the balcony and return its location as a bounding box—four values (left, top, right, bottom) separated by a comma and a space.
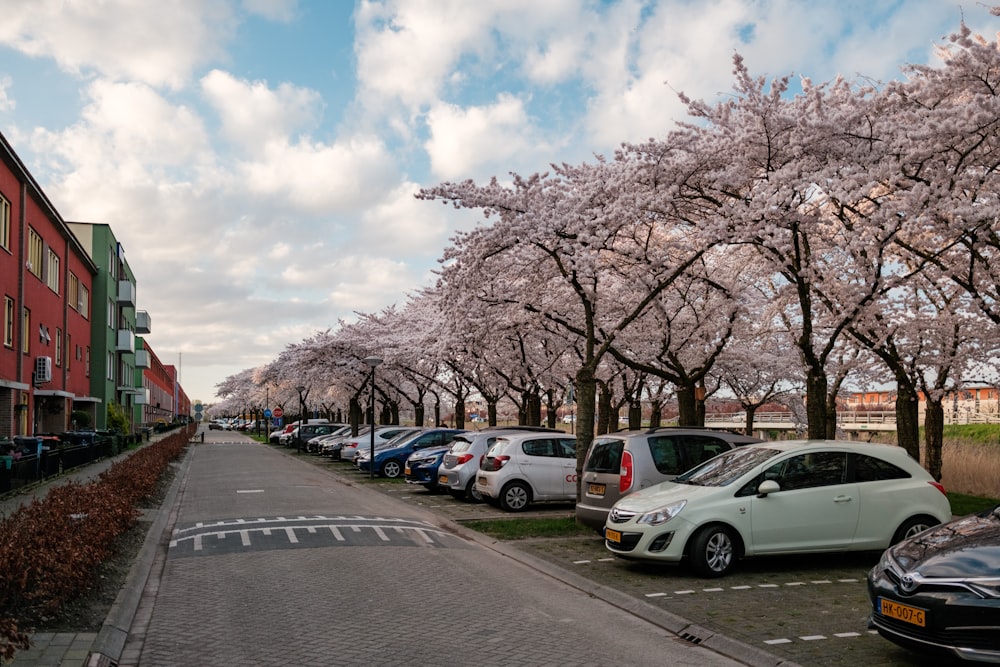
135, 349, 150, 368
135, 310, 151, 334
116, 328, 135, 353
117, 280, 136, 307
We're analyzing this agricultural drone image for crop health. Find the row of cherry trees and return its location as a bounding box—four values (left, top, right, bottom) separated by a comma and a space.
214, 18, 1000, 484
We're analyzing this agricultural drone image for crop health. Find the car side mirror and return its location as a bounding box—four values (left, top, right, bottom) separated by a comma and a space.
757, 480, 780, 497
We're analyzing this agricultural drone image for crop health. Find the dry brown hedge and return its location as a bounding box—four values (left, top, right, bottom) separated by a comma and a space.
0, 426, 192, 662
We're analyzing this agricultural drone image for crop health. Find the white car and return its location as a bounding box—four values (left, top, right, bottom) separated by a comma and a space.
604, 440, 953, 577
475, 432, 579, 511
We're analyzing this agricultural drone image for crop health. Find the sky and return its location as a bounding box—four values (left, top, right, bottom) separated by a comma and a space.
0, 0, 991, 404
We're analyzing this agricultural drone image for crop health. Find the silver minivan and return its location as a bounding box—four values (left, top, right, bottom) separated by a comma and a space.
576, 428, 761, 531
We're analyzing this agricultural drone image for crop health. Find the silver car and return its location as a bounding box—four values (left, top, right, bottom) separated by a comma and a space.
439, 427, 564, 501
576, 428, 760, 531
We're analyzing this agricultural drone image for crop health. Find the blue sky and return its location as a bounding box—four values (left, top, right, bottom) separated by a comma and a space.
0, 0, 990, 403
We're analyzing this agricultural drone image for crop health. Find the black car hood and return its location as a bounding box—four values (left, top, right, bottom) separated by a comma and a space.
892, 505, 1000, 578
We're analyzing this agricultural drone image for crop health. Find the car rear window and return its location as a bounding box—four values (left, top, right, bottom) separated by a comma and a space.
585, 438, 624, 472
450, 436, 474, 452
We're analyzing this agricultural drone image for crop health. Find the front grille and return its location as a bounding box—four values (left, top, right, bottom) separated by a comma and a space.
874, 615, 1000, 652
609, 507, 637, 524
606, 532, 642, 551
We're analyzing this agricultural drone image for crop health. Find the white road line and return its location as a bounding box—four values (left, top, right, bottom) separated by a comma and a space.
373, 527, 390, 541
329, 526, 344, 541
801, 635, 827, 641
835, 632, 861, 638
284, 527, 298, 543
240, 530, 251, 546
645, 593, 668, 598
764, 639, 792, 645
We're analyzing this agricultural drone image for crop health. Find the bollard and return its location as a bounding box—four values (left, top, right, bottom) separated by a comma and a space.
200, 432, 205, 443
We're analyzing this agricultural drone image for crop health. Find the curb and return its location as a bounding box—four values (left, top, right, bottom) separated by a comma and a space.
86, 446, 193, 666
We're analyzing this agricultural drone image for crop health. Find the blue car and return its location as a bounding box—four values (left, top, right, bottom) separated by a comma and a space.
357, 429, 466, 479
405, 445, 452, 491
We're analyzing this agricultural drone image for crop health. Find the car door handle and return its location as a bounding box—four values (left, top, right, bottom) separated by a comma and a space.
833, 495, 853, 503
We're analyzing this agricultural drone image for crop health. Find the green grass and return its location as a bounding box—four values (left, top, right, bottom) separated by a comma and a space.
460, 516, 595, 539
948, 491, 1000, 516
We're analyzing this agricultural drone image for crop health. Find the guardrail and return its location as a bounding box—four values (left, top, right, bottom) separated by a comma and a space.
703, 410, 1000, 431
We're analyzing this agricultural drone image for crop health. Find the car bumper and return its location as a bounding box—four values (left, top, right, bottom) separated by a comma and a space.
868, 567, 1000, 662
575, 502, 611, 531
603, 516, 697, 562
405, 467, 438, 485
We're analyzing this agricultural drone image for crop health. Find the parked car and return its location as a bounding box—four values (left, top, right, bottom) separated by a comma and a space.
439, 427, 565, 502
404, 445, 452, 491
269, 424, 295, 444
475, 432, 579, 511
319, 426, 371, 458
867, 503, 1000, 663
208, 420, 226, 430
291, 423, 346, 452
340, 426, 421, 463
604, 440, 952, 577
308, 425, 352, 453
357, 429, 466, 479
576, 427, 761, 531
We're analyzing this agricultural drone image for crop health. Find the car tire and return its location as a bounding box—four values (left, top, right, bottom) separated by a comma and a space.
465, 478, 483, 503
688, 525, 738, 578
891, 515, 939, 545
499, 481, 531, 512
380, 459, 403, 479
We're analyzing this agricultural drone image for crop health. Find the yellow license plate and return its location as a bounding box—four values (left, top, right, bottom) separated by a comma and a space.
478, 476, 488, 486
879, 598, 926, 627
588, 482, 606, 496
404, 467, 411, 475
439, 474, 449, 484
605, 528, 622, 543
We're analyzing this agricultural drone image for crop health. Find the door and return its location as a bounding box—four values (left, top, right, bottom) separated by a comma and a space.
518, 438, 565, 498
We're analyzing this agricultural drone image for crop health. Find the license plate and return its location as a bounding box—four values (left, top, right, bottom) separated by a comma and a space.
605, 528, 622, 543
404, 467, 411, 476
879, 598, 926, 627
438, 474, 449, 484
588, 482, 606, 496
478, 476, 488, 486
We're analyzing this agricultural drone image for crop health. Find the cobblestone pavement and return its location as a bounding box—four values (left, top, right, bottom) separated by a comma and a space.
126, 436, 757, 667
305, 451, 958, 667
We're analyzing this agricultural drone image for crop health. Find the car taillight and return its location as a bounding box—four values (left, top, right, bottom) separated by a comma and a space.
495, 456, 511, 470
456, 454, 474, 465
929, 481, 947, 496
620, 450, 633, 493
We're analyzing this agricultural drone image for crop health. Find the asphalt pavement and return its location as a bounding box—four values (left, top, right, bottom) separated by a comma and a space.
5, 427, 796, 667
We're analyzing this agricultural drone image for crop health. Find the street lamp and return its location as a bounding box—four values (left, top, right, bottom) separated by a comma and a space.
363, 356, 383, 479
296, 385, 307, 452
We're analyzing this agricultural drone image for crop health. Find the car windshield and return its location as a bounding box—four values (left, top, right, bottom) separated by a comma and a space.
381, 429, 423, 447
673, 446, 781, 487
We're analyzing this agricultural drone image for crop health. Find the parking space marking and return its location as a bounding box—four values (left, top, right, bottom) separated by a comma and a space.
169, 514, 470, 558
763, 631, 877, 646
629, 576, 864, 599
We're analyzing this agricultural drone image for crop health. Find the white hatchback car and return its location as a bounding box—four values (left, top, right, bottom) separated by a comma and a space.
475, 432, 579, 512
604, 440, 952, 577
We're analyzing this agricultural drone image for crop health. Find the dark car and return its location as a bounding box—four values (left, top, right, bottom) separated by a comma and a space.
404, 445, 451, 491
867, 503, 1000, 663
357, 429, 466, 479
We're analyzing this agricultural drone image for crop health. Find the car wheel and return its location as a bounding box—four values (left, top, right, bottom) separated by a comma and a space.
499, 481, 531, 512
891, 516, 939, 544
380, 459, 403, 479
465, 478, 483, 503
689, 525, 738, 578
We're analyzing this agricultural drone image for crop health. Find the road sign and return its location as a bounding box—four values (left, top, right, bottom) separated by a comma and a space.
272, 407, 283, 418
264, 409, 272, 418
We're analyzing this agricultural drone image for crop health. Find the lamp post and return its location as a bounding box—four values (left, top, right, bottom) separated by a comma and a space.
296, 385, 307, 452
363, 356, 383, 479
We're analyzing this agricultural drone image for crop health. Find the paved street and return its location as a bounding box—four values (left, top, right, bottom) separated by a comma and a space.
126, 431, 756, 667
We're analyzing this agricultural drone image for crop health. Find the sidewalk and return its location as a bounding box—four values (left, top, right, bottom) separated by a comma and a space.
1, 427, 195, 667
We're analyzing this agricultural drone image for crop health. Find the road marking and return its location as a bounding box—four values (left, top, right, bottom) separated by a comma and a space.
236, 489, 264, 493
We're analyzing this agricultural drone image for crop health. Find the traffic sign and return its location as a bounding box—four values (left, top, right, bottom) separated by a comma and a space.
264, 409, 272, 418
272, 407, 283, 418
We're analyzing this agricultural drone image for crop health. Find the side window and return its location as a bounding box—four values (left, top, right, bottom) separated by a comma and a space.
585, 439, 624, 472
765, 452, 847, 491
557, 439, 577, 458
680, 436, 730, 469
853, 454, 910, 482
647, 436, 681, 475
522, 438, 554, 457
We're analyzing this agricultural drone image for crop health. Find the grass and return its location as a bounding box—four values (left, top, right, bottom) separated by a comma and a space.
947, 491, 999, 516
460, 516, 594, 539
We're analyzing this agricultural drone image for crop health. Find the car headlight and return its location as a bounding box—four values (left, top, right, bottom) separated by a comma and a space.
637, 500, 686, 526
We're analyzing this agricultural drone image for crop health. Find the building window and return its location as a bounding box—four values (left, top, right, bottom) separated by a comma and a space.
66, 333, 71, 371
0, 192, 9, 251
55, 328, 62, 366
3, 296, 13, 348
85, 345, 91, 377
79, 284, 90, 319
107, 351, 114, 381
107, 298, 115, 329
22, 307, 29, 354
69, 272, 79, 311
47, 248, 60, 293
28, 229, 43, 278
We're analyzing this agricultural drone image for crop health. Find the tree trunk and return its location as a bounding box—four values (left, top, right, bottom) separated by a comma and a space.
454, 399, 466, 429
805, 371, 828, 440
825, 392, 838, 440
676, 384, 698, 426
574, 366, 597, 503
597, 384, 612, 435
349, 395, 361, 436
546, 388, 558, 429
528, 390, 542, 426
628, 402, 642, 429
894, 381, 921, 461
413, 402, 425, 427
924, 399, 944, 481
487, 401, 498, 426
434, 401, 441, 427
744, 407, 756, 437
648, 401, 662, 428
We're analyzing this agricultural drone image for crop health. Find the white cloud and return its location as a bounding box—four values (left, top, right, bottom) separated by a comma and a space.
0, 75, 14, 112
0, 0, 236, 89
241, 0, 299, 23
356, 181, 450, 255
